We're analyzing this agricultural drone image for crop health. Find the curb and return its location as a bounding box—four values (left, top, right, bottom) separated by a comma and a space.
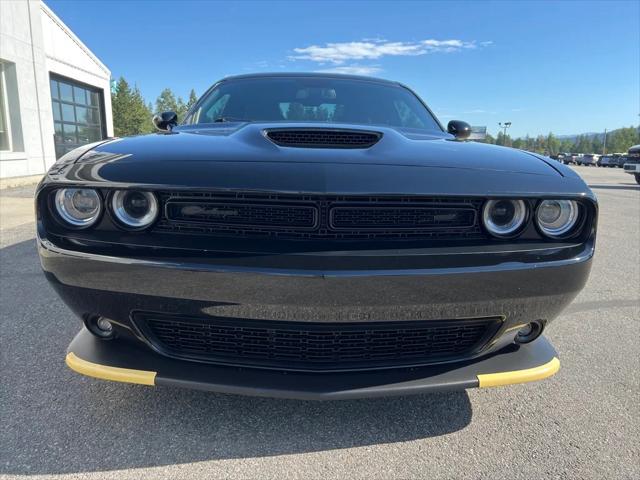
0, 175, 43, 190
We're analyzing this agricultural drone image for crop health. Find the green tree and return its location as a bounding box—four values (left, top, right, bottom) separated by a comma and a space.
111, 77, 153, 137
591, 137, 603, 155
520, 134, 532, 152
546, 133, 560, 156
155, 88, 187, 120
574, 135, 593, 154
534, 135, 546, 154
559, 138, 574, 153
186, 89, 198, 111
479, 132, 495, 144
606, 127, 639, 153
496, 131, 512, 147
512, 137, 524, 150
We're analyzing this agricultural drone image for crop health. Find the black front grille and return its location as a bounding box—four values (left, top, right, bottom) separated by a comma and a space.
134, 313, 499, 371
330, 205, 477, 231
265, 129, 381, 148
166, 201, 318, 230
154, 191, 485, 241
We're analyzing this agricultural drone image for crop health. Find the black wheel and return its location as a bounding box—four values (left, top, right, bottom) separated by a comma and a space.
635, 173, 640, 185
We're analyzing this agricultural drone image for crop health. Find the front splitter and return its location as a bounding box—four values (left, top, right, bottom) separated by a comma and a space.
66, 328, 559, 400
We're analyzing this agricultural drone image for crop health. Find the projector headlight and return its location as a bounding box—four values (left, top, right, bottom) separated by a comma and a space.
482, 199, 527, 237
536, 200, 579, 238
54, 188, 102, 228
111, 190, 159, 229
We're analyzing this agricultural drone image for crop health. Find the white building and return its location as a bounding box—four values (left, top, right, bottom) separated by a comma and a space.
0, 0, 113, 179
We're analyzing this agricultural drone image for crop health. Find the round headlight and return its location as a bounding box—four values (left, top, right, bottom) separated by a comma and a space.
111, 190, 159, 229
482, 199, 527, 237
54, 188, 102, 227
536, 200, 578, 237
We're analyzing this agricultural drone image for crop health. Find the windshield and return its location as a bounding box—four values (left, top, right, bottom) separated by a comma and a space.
185, 77, 442, 131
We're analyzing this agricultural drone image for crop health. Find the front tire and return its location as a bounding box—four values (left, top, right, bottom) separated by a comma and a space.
635, 173, 640, 185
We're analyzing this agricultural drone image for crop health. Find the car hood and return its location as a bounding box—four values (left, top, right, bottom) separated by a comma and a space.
47, 123, 591, 197
86, 123, 560, 173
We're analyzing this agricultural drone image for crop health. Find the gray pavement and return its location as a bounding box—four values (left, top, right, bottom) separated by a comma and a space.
0, 166, 638, 480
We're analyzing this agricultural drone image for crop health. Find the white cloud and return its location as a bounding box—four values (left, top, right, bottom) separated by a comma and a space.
315, 64, 383, 75
290, 39, 481, 65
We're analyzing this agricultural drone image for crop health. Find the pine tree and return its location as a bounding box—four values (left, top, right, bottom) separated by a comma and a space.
559, 138, 574, 153
591, 137, 603, 155
186, 89, 198, 110
496, 132, 512, 147
155, 88, 188, 121
111, 77, 153, 137
546, 133, 560, 156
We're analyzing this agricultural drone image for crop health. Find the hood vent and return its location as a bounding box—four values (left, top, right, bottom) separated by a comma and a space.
265, 128, 382, 149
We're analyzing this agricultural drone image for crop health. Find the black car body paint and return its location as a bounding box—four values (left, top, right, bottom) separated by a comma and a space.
37, 74, 596, 398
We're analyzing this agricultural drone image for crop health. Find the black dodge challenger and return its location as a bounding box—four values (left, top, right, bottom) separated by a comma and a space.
37, 73, 596, 399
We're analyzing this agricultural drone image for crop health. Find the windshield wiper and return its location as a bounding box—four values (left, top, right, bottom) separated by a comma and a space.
213, 116, 246, 123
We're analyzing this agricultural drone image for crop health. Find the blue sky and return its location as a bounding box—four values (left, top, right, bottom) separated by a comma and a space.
47, 0, 639, 138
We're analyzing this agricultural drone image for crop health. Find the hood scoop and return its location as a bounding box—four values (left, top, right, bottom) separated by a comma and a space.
265, 128, 382, 149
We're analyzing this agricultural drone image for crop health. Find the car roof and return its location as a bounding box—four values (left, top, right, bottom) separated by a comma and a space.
219, 72, 402, 87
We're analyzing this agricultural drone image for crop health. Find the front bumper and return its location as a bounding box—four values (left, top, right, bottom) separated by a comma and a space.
40, 236, 591, 396
67, 327, 560, 400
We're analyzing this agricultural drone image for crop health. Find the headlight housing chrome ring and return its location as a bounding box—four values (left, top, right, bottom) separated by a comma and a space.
482, 199, 528, 238
111, 190, 159, 229
536, 200, 579, 238
54, 188, 102, 228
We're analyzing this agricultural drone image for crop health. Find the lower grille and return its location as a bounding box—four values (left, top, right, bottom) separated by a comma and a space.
134, 313, 500, 371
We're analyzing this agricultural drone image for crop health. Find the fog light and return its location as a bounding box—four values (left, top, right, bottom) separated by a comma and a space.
515, 321, 544, 344
85, 315, 116, 339
96, 317, 113, 333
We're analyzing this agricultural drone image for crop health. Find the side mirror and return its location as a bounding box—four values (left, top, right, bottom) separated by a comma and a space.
153, 111, 178, 132
447, 120, 471, 140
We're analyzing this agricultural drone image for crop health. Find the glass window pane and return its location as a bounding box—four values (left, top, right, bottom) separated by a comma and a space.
59, 82, 73, 102
75, 106, 88, 123
62, 124, 77, 144
88, 108, 100, 124
55, 144, 66, 158
50, 79, 59, 100
78, 126, 101, 143
52, 101, 61, 121
61, 103, 75, 122
77, 126, 88, 143
0, 69, 9, 151
73, 85, 88, 105
54, 122, 63, 143
88, 126, 101, 142
89, 91, 100, 107
50, 77, 104, 156
193, 77, 441, 130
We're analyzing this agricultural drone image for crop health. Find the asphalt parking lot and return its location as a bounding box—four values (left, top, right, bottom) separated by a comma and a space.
0, 166, 638, 480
